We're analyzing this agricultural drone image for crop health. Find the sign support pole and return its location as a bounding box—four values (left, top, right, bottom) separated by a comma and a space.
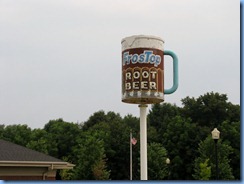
121, 35, 178, 181
139, 104, 148, 180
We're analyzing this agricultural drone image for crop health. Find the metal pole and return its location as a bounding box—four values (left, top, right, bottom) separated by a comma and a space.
130, 130, 132, 180
168, 164, 170, 180
139, 104, 148, 180
214, 139, 219, 180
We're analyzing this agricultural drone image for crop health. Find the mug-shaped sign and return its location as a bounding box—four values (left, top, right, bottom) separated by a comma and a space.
121, 35, 178, 104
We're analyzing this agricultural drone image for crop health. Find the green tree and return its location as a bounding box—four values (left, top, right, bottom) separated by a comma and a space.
26, 128, 49, 154
92, 157, 110, 180
2, 124, 32, 146
105, 113, 131, 179
43, 118, 82, 160
122, 114, 139, 133
219, 121, 240, 179
82, 111, 108, 131
0, 125, 5, 139
148, 142, 169, 180
181, 92, 239, 128
0, 92, 239, 181
72, 131, 110, 180
148, 103, 179, 142
162, 116, 198, 179
59, 156, 74, 180
193, 136, 234, 180
225, 103, 240, 123
79, 111, 131, 180
193, 159, 211, 180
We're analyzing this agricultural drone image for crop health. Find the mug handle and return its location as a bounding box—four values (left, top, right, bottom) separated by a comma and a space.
164, 50, 179, 94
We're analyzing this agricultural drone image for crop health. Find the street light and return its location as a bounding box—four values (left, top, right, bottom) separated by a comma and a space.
165, 158, 170, 180
211, 128, 220, 180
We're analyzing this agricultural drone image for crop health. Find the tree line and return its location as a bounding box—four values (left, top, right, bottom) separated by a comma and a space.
0, 92, 240, 180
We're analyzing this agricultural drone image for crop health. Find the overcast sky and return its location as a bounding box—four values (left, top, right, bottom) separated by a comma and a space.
0, 0, 240, 129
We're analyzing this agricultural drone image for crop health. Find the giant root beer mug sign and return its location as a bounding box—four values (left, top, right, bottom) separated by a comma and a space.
121, 35, 178, 104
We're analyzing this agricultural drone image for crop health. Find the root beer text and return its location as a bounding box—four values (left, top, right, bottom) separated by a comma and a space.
123, 68, 159, 91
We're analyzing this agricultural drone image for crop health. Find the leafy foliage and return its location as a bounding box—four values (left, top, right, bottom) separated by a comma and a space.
193, 136, 234, 180
71, 131, 110, 180
26, 128, 49, 154
148, 143, 168, 179
0, 92, 240, 180
43, 118, 82, 160
161, 116, 198, 179
2, 124, 32, 146
193, 159, 211, 180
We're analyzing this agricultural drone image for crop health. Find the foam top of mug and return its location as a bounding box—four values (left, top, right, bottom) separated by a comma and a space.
121, 35, 164, 51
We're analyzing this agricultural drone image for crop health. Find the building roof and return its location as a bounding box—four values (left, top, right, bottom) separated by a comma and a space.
0, 139, 62, 162
0, 139, 74, 169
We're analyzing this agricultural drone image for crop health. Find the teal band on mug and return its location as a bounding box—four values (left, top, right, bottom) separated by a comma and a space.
164, 50, 179, 94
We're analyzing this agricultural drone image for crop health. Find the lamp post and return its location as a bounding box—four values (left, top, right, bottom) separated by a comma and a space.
211, 128, 220, 180
165, 158, 170, 180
